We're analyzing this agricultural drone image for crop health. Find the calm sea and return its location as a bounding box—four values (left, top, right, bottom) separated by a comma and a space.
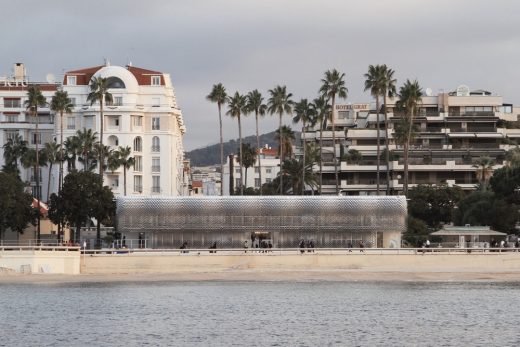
0, 281, 519, 346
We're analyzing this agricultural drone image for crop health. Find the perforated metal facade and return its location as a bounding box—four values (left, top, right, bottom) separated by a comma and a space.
116, 196, 406, 248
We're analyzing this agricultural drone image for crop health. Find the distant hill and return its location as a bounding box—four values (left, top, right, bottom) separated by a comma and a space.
186, 131, 300, 166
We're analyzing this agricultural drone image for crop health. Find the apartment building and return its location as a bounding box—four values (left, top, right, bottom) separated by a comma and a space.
0, 63, 58, 201
305, 85, 519, 195
59, 63, 186, 196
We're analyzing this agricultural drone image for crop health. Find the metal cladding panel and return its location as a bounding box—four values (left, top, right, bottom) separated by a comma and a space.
116, 196, 407, 233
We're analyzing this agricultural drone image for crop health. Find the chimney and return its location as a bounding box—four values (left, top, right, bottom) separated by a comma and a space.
13, 63, 26, 81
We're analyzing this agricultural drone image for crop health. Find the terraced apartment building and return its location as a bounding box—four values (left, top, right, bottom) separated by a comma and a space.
304, 86, 520, 195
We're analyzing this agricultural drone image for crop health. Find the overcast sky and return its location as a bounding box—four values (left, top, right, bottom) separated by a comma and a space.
2, 0, 519, 150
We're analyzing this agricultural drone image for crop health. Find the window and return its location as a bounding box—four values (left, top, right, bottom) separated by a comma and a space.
111, 177, 119, 188
84, 116, 93, 130
69, 98, 76, 106
5, 131, 18, 141
152, 136, 160, 152
338, 111, 348, 119
114, 96, 123, 106
152, 98, 160, 107
254, 167, 260, 173
134, 155, 142, 172
235, 168, 241, 174
151, 76, 161, 86
152, 176, 160, 193
4, 98, 21, 108
152, 117, 160, 130
132, 116, 142, 127
67, 117, 75, 130
134, 175, 142, 193
266, 168, 272, 174
235, 178, 241, 187
108, 135, 119, 147
133, 136, 142, 152
67, 76, 77, 85
255, 178, 260, 187
31, 132, 41, 145
6, 114, 18, 123
30, 168, 42, 183
152, 157, 160, 172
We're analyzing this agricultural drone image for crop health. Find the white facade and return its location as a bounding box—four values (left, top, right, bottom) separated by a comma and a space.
0, 63, 58, 201
222, 147, 280, 195
58, 64, 186, 196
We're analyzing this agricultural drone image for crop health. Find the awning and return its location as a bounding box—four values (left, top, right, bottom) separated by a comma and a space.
474, 133, 503, 138
431, 226, 506, 236
32, 198, 49, 215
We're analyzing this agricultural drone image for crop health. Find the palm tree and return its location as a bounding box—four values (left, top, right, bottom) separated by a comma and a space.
505, 147, 520, 171
320, 69, 348, 194
397, 79, 422, 196
206, 83, 227, 195
64, 135, 82, 171
113, 146, 135, 196
473, 157, 494, 191
312, 95, 331, 195
293, 98, 316, 194
76, 129, 98, 172
50, 90, 73, 194
364, 65, 385, 195
25, 85, 47, 242
237, 143, 257, 188
87, 76, 113, 181
282, 158, 318, 195
267, 85, 294, 195
275, 125, 295, 160
44, 141, 60, 202
2, 133, 28, 176
246, 90, 267, 195
226, 92, 248, 195
381, 65, 397, 195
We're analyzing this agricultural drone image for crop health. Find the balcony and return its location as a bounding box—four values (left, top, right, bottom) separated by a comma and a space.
151, 166, 161, 173
151, 146, 160, 152
152, 186, 161, 193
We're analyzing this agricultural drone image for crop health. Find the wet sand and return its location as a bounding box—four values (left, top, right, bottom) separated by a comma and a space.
2, 269, 520, 284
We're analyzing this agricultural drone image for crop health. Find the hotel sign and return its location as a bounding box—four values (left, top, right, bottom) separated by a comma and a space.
336, 104, 370, 110
0, 77, 28, 87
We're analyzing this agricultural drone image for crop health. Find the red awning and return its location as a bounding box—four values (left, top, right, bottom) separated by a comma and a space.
32, 198, 48, 215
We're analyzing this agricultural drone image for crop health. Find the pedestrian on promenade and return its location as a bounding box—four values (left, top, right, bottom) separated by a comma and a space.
515, 239, 519, 251
309, 239, 315, 253
299, 239, 305, 254
347, 241, 353, 253
359, 240, 365, 253
244, 240, 249, 253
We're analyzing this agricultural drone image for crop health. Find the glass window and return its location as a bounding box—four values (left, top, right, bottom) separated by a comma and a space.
133, 137, 142, 152
152, 157, 160, 172
67, 117, 75, 130
133, 116, 142, 127
235, 168, 240, 173
6, 114, 18, 123
113, 96, 123, 106
255, 178, 260, 187
152, 136, 160, 152
266, 168, 272, 174
4, 98, 21, 108
235, 178, 241, 187
67, 76, 76, 85
254, 167, 260, 173
31, 132, 41, 145
152, 117, 160, 130
134, 155, 142, 172
30, 168, 42, 183
134, 175, 142, 193
152, 176, 160, 193
6, 131, 18, 141
84, 116, 93, 130
151, 76, 161, 86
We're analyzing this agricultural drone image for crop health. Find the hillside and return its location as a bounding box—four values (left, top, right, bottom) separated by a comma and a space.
186, 131, 300, 166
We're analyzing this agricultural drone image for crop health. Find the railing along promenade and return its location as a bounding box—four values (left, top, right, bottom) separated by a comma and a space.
81, 247, 520, 256
0, 245, 81, 252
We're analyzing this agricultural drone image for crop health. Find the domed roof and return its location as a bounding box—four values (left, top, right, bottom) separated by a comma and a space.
92, 65, 139, 93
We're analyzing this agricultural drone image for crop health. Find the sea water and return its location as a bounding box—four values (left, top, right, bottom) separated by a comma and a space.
1, 281, 519, 346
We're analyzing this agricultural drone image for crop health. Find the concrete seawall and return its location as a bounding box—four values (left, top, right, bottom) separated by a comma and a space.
81, 252, 520, 275
1, 249, 81, 275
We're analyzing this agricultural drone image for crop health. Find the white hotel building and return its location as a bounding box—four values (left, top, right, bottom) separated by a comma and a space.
58, 63, 187, 196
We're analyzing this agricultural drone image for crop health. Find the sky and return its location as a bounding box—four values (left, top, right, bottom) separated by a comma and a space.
2, 0, 519, 150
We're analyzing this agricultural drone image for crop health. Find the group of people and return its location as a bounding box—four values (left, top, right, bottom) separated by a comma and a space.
346, 240, 365, 253
244, 239, 273, 253
299, 239, 315, 254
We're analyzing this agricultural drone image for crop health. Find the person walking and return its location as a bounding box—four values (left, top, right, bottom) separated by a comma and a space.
299, 239, 305, 254
244, 240, 249, 253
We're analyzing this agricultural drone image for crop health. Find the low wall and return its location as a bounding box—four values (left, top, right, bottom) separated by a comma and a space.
81, 252, 520, 275
0, 249, 81, 274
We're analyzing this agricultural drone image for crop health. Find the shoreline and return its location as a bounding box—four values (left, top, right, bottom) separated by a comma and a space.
2, 270, 520, 284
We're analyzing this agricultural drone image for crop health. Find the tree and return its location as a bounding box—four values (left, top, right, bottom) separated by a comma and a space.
490, 166, 520, 205
268, 85, 294, 195
397, 79, 422, 196
246, 89, 267, 195
403, 217, 429, 247
393, 117, 418, 192
64, 135, 81, 172
25, 85, 47, 242
206, 83, 227, 195
275, 125, 295, 160
408, 185, 464, 229
364, 65, 385, 195
226, 92, 248, 195
344, 149, 362, 164
472, 157, 494, 191
320, 69, 348, 194
48, 171, 115, 245
505, 147, 520, 170
293, 98, 316, 194
312, 95, 331, 194
87, 76, 113, 181
76, 129, 98, 171
2, 133, 28, 176
236, 143, 257, 188
381, 65, 397, 195
112, 146, 134, 195
44, 141, 60, 202
0, 172, 35, 241
282, 158, 318, 195
50, 90, 73, 195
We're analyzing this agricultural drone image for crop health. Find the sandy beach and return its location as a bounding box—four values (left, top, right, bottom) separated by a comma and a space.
2, 269, 520, 284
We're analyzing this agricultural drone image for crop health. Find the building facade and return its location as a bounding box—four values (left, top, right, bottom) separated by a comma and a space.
305, 86, 519, 195
0, 63, 58, 201
59, 63, 186, 196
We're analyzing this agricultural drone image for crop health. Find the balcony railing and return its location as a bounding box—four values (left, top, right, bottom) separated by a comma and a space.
151, 166, 161, 172
134, 185, 143, 193
152, 186, 161, 193
151, 146, 160, 152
